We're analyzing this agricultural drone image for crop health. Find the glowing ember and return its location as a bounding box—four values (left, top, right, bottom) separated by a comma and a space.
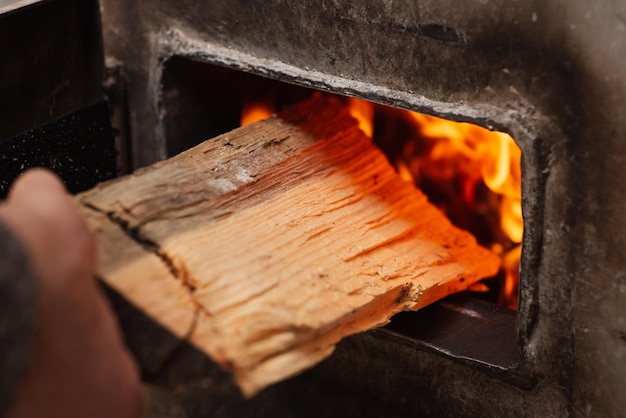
349, 99, 522, 310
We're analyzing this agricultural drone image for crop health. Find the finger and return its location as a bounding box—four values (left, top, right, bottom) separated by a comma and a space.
2, 169, 96, 281
7, 169, 70, 214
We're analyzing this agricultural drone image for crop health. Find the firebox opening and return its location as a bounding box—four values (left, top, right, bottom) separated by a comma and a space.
160, 56, 521, 369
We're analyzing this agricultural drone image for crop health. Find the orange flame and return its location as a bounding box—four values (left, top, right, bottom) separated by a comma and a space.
501, 245, 521, 309
348, 97, 374, 138
241, 102, 275, 126
406, 113, 523, 244
349, 99, 523, 309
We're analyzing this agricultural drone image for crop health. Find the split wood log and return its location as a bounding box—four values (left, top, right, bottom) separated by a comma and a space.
77, 94, 500, 396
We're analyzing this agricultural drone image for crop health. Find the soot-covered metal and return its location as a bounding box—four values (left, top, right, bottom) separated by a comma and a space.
99, 0, 626, 417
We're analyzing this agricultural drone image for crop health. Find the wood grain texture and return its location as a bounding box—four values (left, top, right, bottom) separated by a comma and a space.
78, 94, 500, 396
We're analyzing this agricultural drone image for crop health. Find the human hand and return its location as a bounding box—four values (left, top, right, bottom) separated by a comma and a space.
0, 169, 142, 418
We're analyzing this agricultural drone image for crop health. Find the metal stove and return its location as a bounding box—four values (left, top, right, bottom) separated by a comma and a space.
3, 0, 626, 416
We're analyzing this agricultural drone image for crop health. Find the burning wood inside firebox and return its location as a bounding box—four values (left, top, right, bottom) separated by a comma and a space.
78, 94, 501, 396
242, 94, 523, 310
349, 98, 522, 310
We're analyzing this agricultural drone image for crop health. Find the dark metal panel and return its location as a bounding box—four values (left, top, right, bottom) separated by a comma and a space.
0, 0, 104, 140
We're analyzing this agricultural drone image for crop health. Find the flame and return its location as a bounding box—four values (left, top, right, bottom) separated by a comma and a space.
348, 97, 374, 138
396, 160, 416, 183
241, 102, 275, 126
407, 114, 523, 243
501, 246, 521, 309
349, 99, 523, 309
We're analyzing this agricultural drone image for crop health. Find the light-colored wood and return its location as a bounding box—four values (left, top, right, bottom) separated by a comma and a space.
78, 94, 500, 396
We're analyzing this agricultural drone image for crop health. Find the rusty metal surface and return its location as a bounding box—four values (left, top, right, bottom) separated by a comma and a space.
100, 0, 626, 416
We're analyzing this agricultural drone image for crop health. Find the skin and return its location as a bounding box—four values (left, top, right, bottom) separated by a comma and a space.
0, 169, 142, 418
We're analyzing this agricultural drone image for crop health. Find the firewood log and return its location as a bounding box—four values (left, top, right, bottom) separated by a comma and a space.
78, 93, 500, 396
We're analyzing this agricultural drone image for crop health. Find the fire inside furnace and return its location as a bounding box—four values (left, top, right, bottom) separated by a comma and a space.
241, 95, 522, 310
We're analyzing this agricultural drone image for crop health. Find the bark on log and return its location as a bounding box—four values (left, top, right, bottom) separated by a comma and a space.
78, 94, 500, 396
